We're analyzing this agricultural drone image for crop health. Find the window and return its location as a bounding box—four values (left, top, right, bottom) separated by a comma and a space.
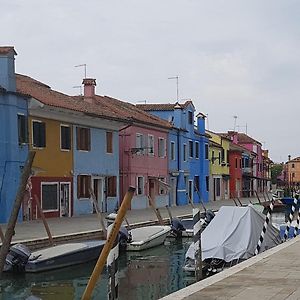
158, 138, 166, 158
32, 120, 46, 148
137, 176, 144, 195
212, 150, 215, 164
41, 183, 58, 211
60, 125, 71, 150
106, 131, 113, 153
77, 175, 91, 198
235, 158, 238, 168
76, 127, 90, 151
292, 163, 295, 168
195, 142, 199, 159
183, 144, 187, 161
240, 159, 242, 168
188, 180, 193, 201
188, 111, 193, 125
194, 176, 200, 192
218, 152, 221, 165
221, 148, 225, 162
205, 144, 209, 160
216, 178, 221, 197
148, 135, 154, 156
206, 176, 209, 192
18, 114, 28, 144
136, 133, 144, 155
170, 141, 176, 160
189, 141, 193, 158
107, 176, 117, 197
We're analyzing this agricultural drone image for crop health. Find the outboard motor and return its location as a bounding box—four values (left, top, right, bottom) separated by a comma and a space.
201, 210, 215, 231
5, 244, 31, 273
118, 226, 132, 250
170, 218, 185, 238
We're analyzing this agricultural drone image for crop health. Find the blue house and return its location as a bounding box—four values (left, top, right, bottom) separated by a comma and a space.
137, 101, 210, 206
0, 47, 28, 223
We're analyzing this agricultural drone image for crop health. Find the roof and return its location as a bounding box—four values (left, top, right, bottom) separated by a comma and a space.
136, 100, 194, 111
288, 157, 300, 163
219, 132, 262, 146
16, 74, 171, 129
209, 140, 223, 149
208, 130, 232, 142
0, 46, 17, 55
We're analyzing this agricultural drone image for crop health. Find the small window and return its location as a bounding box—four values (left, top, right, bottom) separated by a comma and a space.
240, 159, 242, 168
106, 131, 113, 153
212, 150, 215, 164
188, 180, 193, 201
136, 133, 144, 155
32, 120, 46, 148
76, 127, 90, 151
221, 148, 225, 162
170, 141, 176, 160
206, 176, 209, 192
292, 163, 295, 168
183, 144, 187, 161
158, 138, 166, 158
218, 152, 221, 165
137, 176, 144, 195
18, 114, 28, 144
235, 158, 238, 168
60, 125, 71, 150
148, 135, 154, 156
107, 176, 117, 197
41, 183, 58, 211
188, 111, 193, 125
195, 142, 199, 159
205, 144, 209, 160
189, 141, 193, 158
77, 175, 91, 198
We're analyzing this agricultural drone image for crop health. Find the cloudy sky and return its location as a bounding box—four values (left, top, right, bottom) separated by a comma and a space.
2, 0, 299, 162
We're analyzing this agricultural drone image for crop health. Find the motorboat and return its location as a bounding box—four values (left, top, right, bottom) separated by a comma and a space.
183, 206, 281, 275
120, 225, 171, 251
4, 240, 106, 273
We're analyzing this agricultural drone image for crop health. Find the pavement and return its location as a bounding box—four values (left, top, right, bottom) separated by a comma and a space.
161, 235, 300, 300
0, 197, 260, 248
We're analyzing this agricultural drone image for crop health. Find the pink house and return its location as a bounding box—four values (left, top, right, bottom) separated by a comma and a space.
119, 120, 171, 209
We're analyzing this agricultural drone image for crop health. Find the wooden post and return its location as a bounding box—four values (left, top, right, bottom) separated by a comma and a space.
193, 180, 207, 212
81, 187, 135, 300
89, 187, 107, 237
193, 208, 202, 281
165, 205, 173, 223
186, 192, 195, 209
0, 226, 4, 243
254, 190, 262, 204
148, 196, 164, 225
0, 151, 35, 275
124, 217, 132, 231
34, 194, 54, 246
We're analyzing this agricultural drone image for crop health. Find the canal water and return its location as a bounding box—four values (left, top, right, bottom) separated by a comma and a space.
0, 238, 195, 300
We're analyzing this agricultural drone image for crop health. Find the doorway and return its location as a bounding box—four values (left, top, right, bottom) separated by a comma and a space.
93, 178, 105, 212
60, 182, 71, 217
170, 178, 177, 206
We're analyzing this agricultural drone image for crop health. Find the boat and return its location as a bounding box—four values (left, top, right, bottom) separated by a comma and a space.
121, 225, 171, 251
183, 206, 281, 275
4, 240, 106, 273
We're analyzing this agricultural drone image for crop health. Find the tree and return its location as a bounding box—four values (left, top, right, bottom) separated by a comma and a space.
271, 163, 284, 184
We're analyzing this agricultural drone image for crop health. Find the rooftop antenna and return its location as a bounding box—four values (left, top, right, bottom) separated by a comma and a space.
73, 85, 82, 96
168, 76, 179, 102
75, 64, 87, 78
136, 100, 147, 104
206, 113, 209, 131
233, 115, 238, 132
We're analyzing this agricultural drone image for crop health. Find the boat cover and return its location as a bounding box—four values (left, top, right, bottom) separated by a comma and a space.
186, 206, 281, 262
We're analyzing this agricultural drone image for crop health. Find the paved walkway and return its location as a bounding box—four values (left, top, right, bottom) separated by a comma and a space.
0, 197, 259, 245
161, 236, 300, 300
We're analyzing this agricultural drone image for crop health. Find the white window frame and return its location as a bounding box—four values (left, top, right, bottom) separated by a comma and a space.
170, 141, 176, 161
158, 137, 166, 158
183, 143, 187, 162
60, 124, 71, 151
195, 142, 199, 159
137, 176, 145, 195
41, 182, 59, 212
148, 134, 154, 156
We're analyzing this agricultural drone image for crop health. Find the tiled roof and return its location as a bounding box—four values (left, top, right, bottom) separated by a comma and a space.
16, 74, 170, 129
219, 132, 262, 146
136, 100, 194, 111
0, 46, 17, 55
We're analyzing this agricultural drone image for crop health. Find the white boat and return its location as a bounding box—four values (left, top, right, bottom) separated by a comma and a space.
184, 206, 281, 274
5, 240, 106, 273
126, 226, 171, 251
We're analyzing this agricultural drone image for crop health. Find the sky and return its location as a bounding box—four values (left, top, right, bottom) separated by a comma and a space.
1, 0, 300, 163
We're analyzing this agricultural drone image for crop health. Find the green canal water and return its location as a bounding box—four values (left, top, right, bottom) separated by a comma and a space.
0, 238, 195, 300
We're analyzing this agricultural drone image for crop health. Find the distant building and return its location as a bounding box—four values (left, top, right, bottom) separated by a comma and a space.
0, 47, 29, 222
286, 157, 300, 187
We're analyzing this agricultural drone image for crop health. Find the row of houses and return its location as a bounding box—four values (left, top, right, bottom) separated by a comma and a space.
0, 47, 272, 223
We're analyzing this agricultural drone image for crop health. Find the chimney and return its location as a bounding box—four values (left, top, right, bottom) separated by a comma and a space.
0, 46, 17, 92
288, 155, 291, 161
196, 112, 206, 134
173, 102, 182, 128
82, 78, 96, 100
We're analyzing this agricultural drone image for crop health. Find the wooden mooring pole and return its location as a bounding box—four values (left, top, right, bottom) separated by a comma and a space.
81, 187, 135, 300
0, 151, 35, 275
284, 198, 298, 241
0, 226, 4, 243
165, 205, 173, 223
193, 207, 202, 281
148, 196, 164, 225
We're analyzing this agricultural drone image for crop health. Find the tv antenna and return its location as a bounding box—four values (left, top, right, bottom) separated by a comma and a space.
75, 64, 87, 79
73, 85, 82, 96
168, 76, 179, 101
233, 115, 238, 131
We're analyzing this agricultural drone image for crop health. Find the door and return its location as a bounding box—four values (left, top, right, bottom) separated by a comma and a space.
214, 178, 221, 201
60, 183, 71, 217
188, 180, 193, 203
170, 178, 177, 206
236, 179, 241, 198
93, 178, 105, 212
149, 179, 155, 203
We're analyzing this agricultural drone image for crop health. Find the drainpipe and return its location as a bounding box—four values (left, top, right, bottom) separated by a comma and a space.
176, 129, 180, 205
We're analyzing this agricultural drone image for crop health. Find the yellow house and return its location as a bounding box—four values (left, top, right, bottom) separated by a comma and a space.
28, 115, 73, 219
206, 130, 230, 201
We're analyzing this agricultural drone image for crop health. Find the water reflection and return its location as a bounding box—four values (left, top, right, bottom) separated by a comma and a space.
0, 239, 193, 300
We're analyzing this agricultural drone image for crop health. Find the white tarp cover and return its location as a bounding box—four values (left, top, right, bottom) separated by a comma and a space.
186, 206, 281, 262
